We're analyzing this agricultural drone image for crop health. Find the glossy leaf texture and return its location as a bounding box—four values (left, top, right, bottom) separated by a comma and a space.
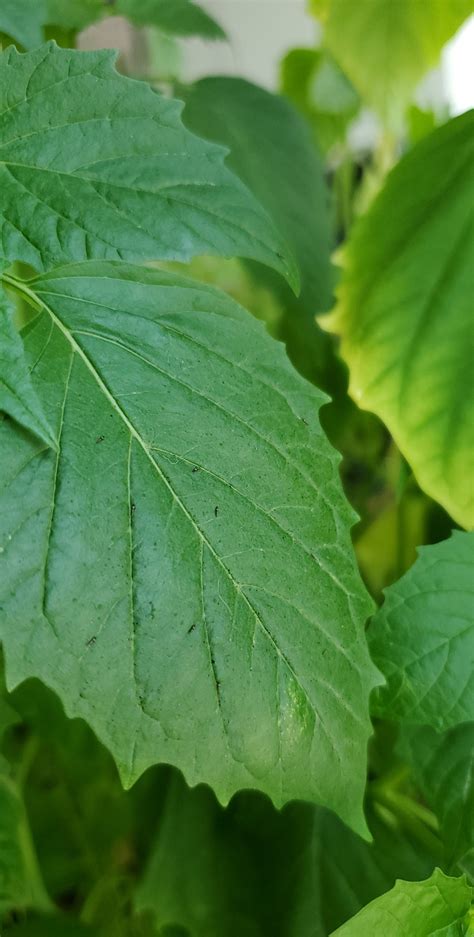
137, 773, 435, 937
330, 869, 472, 937
0, 44, 296, 285
400, 722, 474, 877
0, 0, 46, 50
0, 262, 378, 833
312, 0, 472, 123
324, 112, 474, 527
181, 76, 339, 393
369, 531, 474, 730
0, 284, 56, 449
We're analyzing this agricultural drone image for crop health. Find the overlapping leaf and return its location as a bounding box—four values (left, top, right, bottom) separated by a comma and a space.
0, 262, 377, 832
369, 532, 474, 730
181, 76, 338, 392
0, 44, 296, 284
331, 869, 472, 937
324, 112, 474, 527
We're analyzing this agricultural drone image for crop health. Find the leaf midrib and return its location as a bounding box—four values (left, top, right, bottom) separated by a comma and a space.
4, 273, 319, 727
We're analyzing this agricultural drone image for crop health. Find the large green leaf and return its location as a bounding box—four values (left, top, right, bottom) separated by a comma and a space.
330, 869, 472, 937
369, 531, 474, 730
324, 112, 474, 527
313, 0, 472, 123
0, 262, 378, 832
181, 76, 338, 392
400, 723, 474, 877
0, 285, 56, 448
0, 0, 46, 50
0, 44, 296, 285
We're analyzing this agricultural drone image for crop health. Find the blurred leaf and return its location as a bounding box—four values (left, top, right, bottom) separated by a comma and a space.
3, 917, 97, 936
181, 75, 341, 392
281, 48, 359, 153
325, 112, 474, 527
399, 723, 474, 876
369, 531, 474, 730
0, 0, 46, 50
116, 0, 225, 39
313, 0, 472, 124
0, 767, 51, 918
137, 772, 436, 937
330, 868, 472, 936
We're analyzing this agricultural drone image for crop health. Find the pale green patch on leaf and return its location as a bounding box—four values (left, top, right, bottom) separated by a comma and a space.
0, 0, 46, 50
0, 284, 57, 448
330, 869, 473, 937
314, 0, 472, 123
324, 112, 474, 527
0, 262, 378, 833
400, 722, 474, 877
369, 531, 474, 730
0, 44, 296, 287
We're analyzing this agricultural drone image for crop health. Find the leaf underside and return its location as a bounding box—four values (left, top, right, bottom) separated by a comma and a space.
0, 263, 378, 833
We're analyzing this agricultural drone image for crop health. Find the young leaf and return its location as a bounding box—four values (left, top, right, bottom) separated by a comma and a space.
330, 868, 472, 937
324, 112, 474, 527
369, 531, 474, 730
0, 262, 378, 833
313, 0, 472, 123
400, 723, 474, 876
181, 75, 337, 391
0, 284, 57, 449
0, 44, 296, 286
0, 0, 46, 51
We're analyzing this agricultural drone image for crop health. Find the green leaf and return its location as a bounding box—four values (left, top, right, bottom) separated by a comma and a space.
0, 766, 51, 916
324, 112, 474, 527
400, 723, 474, 876
330, 869, 472, 937
0, 284, 57, 448
369, 531, 474, 730
280, 48, 359, 153
116, 0, 225, 39
181, 75, 338, 391
0, 0, 46, 50
0, 262, 378, 833
315, 0, 472, 123
0, 44, 296, 287
44, 0, 103, 32
3, 918, 97, 936
137, 772, 435, 937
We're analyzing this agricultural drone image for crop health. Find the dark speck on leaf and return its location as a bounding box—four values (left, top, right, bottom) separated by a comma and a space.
187, 623, 196, 634
95, 435, 105, 444
214, 506, 219, 517
192, 466, 199, 473
131, 502, 136, 513
86, 635, 97, 648
301, 417, 308, 425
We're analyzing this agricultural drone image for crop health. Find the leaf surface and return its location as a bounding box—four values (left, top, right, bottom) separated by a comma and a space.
0, 262, 377, 832
314, 0, 472, 123
0, 284, 56, 448
330, 869, 472, 937
0, 44, 296, 285
116, 0, 225, 38
369, 531, 474, 730
324, 112, 474, 527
